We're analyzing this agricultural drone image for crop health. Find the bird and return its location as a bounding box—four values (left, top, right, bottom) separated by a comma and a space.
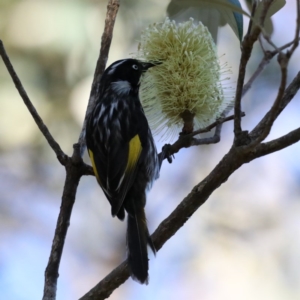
85, 58, 161, 284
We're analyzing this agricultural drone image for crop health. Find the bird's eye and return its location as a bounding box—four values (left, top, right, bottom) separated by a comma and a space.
132, 64, 139, 70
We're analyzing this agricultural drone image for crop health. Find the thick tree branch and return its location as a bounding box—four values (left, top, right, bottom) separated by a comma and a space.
0, 40, 67, 165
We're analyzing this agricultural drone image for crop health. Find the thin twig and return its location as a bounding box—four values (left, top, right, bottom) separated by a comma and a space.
242, 37, 300, 98
77, 0, 120, 155
191, 124, 222, 146
242, 51, 273, 97
191, 113, 246, 146
259, 1, 280, 52
159, 113, 244, 157
251, 53, 288, 142
250, 71, 300, 140
287, 0, 300, 58
243, 52, 289, 151
261, 31, 280, 53
234, 14, 260, 138
247, 0, 258, 35
234, 0, 275, 143
249, 53, 288, 146
0, 40, 67, 165
191, 114, 239, 136
251, 127, 300, 159
277, 39, 300, 52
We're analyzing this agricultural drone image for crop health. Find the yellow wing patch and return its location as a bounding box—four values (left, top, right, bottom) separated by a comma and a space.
88, 149, 100, 182
126, 134, 142, 173
88, 136, 141, 201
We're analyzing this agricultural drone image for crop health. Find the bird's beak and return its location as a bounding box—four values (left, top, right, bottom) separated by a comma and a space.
141, 61, 162, 71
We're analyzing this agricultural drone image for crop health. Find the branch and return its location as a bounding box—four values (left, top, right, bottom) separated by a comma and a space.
43, 1, 120, 299
190, 113, 245, 146
287, 0, 300, 58
191, 113, 238, 137
43, 158, 81, 300
161, 113, 244, 157
233, 1, 260, 138
191, 122, 223, 146
77, 0, 120, 156
246, 52, 288, 148
79, 261, 130, 300
250, 127, 300, 159
250, 71, 300, 141
234, 0, 275, 142
243, 32, 300, 98
0, 40, 67, 165
79, 112, 300, 300
0, 40, 92, 300
242, 50, 274, 97
80, 145, 246, 300
79, 2, 300, 297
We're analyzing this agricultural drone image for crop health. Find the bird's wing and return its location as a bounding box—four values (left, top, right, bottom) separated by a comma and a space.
87, 120, 143, 217
108, 133, 142, 216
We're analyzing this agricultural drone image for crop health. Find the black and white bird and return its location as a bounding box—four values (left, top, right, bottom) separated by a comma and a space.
86, 58, 161, 284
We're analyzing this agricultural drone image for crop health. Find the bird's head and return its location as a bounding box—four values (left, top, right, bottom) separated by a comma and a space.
101, 59, 160, 95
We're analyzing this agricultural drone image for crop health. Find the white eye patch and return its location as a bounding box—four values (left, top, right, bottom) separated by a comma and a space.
132, 64, 139, 70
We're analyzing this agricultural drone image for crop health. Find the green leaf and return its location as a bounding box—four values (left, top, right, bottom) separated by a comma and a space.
229, 0, 243, 41
167, 0, 246, 43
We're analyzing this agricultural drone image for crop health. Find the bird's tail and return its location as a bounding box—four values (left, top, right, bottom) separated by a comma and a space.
126, 198, 155, 284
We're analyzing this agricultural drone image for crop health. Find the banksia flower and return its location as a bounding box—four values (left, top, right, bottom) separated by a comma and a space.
136, 18, 233, 140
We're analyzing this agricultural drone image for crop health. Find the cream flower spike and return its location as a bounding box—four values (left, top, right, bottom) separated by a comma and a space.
136, 18, 233, 141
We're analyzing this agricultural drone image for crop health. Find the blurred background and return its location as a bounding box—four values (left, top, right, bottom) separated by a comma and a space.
1, 0, 300, 299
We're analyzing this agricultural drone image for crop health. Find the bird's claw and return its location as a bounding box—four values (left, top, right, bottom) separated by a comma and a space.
162, 144, 174, 164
